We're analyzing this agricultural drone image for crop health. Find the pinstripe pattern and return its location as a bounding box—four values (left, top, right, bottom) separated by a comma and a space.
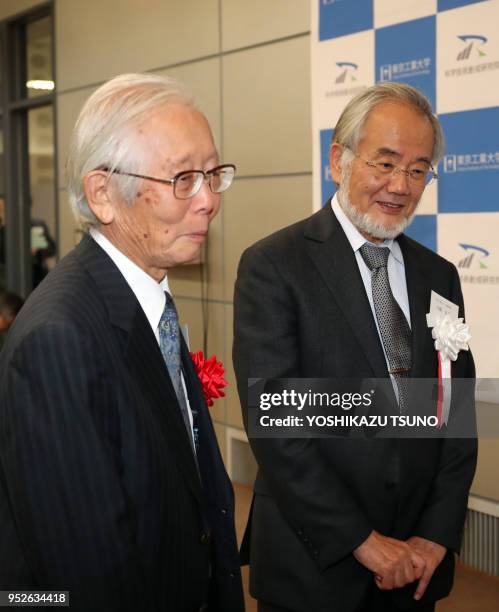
0, 236, 243, 612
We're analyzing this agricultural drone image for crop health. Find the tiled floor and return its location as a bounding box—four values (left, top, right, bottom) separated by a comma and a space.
233, 484, 499, 612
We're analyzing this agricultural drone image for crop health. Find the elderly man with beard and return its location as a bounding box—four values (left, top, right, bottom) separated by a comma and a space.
233, 83, 476, 612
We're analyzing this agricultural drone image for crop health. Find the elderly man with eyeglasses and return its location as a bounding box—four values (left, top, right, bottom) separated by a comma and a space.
0, 73, 244, 612
233, 83, 476, 612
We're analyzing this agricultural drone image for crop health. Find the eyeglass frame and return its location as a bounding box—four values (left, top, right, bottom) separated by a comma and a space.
103, 163, 237, 200
344, 146, 438, 185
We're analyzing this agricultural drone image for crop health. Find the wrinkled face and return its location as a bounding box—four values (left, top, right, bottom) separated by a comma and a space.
107, 104, 220, 280
331, 101, 435, 243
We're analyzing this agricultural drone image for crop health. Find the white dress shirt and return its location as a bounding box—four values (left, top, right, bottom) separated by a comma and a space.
331, 194, 411, 377
90, 228, 195, 439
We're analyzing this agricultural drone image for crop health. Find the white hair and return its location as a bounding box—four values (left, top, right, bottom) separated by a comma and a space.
332, 82, 444, 165
66, 73, 197, 228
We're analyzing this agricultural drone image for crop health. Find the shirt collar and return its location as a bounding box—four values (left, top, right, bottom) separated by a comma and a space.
331, 193, 404, 264
90, 228, 171, 333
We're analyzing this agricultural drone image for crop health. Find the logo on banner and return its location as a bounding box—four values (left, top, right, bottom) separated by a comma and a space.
456, 243, 499, 286
457, 243, 489, 269
375, 16, 435, 107
438, 108, 499, 214
380, 57, 431, 81
325, 61, 366, 98
445, 33, 498, 77
456, 35, 487, 60
443, 151, 499, 173
335, 62, 358, 83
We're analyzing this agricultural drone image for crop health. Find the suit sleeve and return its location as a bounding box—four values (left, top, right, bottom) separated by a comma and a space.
233, 246, 373, 569
413, 265, 478, 552
0, 321, 155, 611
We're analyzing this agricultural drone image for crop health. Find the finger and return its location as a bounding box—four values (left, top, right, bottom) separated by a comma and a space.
392, 564, 404, 589
403, 560, 416, 586
414, 567, 433, 600
410, 551, 426, 579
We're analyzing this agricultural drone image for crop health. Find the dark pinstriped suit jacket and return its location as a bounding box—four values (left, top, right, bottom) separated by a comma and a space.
0, 235, 244, 612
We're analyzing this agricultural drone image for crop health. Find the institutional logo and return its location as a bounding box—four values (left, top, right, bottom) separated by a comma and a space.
456, 243, 499, 286
325, 61, 365, 98
457, 243, 489, 269
456, 35, 487, 61
335, 62, 358, 84
379, 57, 431, 81
445, 33, 498, 78
443, 151, 499, 173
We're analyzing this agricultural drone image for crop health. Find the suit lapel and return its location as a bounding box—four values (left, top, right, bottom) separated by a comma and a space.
180, 336, 229, 505
303, 205, 388, 378
179, 335, 205, 417
124, 310, 202, 501
398, 235, 437, 378
74, 235, 202, 502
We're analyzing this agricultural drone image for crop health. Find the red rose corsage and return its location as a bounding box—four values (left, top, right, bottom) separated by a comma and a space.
190, 351, 227, 407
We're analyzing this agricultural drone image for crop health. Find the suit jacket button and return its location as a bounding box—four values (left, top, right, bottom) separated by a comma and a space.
200, 532, 211, 545
220, 507, 227, 515
229, 572, 235, 578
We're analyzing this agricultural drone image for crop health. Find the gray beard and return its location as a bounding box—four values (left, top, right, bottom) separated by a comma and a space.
337, 180, 417, 241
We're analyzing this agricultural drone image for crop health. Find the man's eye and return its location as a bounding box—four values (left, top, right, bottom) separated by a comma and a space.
410, 168, 425, 177
377, 162, 395, 171
178, 173, 196, 183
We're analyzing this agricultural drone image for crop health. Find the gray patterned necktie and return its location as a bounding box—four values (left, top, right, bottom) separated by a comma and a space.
159, 293, 195, 449
359, 243, 412, 411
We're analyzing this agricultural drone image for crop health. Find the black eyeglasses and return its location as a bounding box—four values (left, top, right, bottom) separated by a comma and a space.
106, 164, 236, 200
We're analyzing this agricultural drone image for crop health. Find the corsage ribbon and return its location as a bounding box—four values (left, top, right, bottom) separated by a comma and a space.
428, 315, 471, 427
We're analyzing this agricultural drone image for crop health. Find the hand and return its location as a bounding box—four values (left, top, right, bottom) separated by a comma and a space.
406, 536, 446, 601
353, 530, 425, 590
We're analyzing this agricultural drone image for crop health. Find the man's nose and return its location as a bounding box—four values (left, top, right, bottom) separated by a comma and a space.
387, 168, 411, 194
192, 180, 217, 214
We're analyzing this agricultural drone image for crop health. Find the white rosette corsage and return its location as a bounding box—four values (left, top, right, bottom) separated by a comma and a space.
431, 315, 471, 362
427, 314, 471, 427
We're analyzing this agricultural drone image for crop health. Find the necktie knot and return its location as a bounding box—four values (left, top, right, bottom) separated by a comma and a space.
360, 243, 390, 271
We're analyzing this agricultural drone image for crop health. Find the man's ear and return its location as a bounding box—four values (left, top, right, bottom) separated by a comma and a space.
83, 171, 116, 225
329, 142, 344, 185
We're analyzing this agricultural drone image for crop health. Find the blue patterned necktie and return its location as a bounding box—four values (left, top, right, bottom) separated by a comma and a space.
359, 243, 412, 412
159, 293, 196, 451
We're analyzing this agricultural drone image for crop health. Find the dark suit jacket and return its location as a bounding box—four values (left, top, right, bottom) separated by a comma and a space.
0, 235, 244, 612
233, 204, 477, 612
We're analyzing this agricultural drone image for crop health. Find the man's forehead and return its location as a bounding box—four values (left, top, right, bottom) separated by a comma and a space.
359, 102, 434, 153
161, 151, 219, 171
135, 106, 218, 168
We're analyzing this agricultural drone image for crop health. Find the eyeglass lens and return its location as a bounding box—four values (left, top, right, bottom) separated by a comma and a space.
174, 166, 235, 199
372, 162, 434, 185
